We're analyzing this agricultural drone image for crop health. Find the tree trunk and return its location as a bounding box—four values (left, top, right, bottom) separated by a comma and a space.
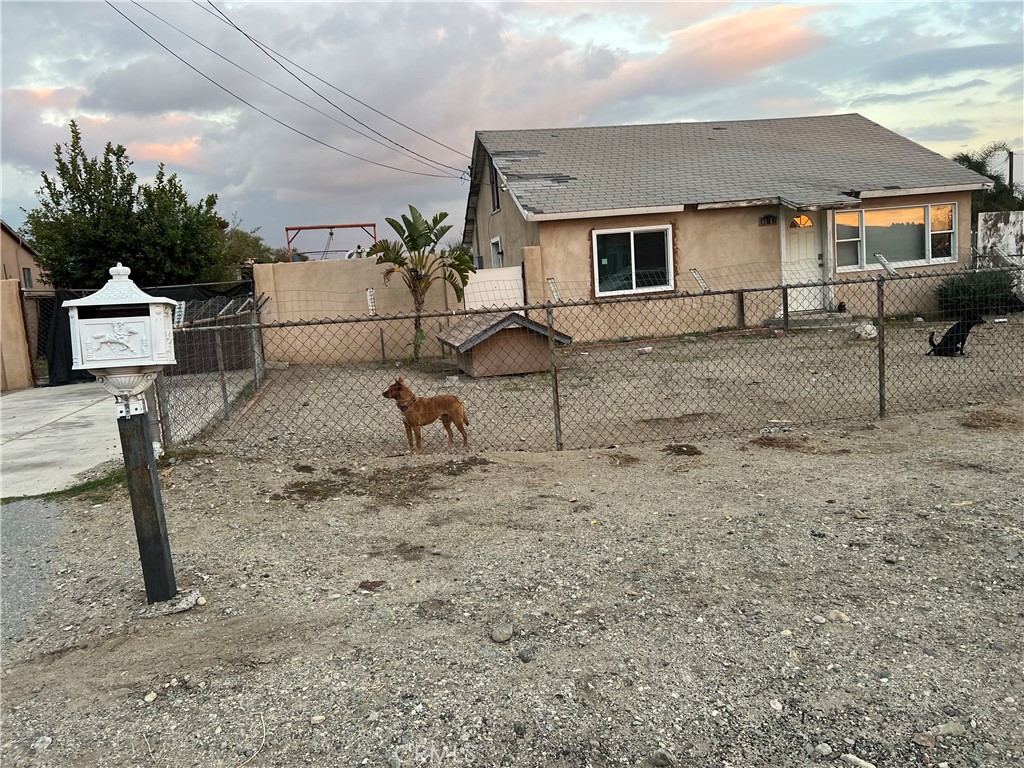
412, 293, 425, 361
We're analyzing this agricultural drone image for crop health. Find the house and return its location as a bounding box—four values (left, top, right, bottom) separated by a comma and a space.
438, 311, 571, 377
462, 114, 992, 322
1, 219, 46, 290
0, 220, 47, 391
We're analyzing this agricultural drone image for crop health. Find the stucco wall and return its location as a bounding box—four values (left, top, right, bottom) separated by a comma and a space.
471, 153, 541, 269
529, 207, 784, 303
1, 226, 47, 289
253, 259, 456, 365
979, 210, 1024, 257
1, 279, 34, 391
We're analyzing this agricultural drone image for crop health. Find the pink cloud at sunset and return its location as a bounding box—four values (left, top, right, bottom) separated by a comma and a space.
4, 86, 83, 114
611, 5, 827, 96
129, 138, 202, 168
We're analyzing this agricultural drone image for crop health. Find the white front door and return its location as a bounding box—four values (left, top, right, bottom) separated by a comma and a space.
783, 212, 824, 311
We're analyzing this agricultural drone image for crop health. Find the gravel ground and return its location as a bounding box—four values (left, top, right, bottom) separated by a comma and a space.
1, 400, 1022, 767
0, 500, 61, 650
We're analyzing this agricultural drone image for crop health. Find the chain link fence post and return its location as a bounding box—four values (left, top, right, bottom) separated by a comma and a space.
546, 303, 563, 451
876, 275, 887, 419
214, 328, 231, 419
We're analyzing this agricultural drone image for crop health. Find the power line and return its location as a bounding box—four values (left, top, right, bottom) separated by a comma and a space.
192, 0, 470, 161
105, 2, 459, 179
130, 1, 461, 176
203, 1, 466, 174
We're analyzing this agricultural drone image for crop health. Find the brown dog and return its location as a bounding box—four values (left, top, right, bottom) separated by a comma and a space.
382, 377, 469, 454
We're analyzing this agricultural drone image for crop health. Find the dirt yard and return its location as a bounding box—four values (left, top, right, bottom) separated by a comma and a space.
2, 401, 1022, 767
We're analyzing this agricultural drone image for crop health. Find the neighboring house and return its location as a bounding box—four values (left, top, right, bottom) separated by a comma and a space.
1, 219, 47, 290
463, 114, 992, 319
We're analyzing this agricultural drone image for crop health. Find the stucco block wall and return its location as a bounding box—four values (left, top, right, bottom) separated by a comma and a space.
253, 260, 456, 365
1, 280, 34, 391
254, 260, 453, 322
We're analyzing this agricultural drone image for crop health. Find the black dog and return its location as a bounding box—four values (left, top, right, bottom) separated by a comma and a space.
927, 317, 985, 357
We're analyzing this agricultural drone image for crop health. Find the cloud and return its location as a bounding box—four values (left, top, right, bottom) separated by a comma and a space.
606, 4, 827, 101
870, 43, 1023, 83
904, 120, 981, 142
3, 1, 1021, 249
850, 79, 990, 107
82, 57, 235, 116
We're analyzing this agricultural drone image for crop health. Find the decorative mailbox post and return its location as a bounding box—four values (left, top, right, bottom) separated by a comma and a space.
64, 264, 178, 603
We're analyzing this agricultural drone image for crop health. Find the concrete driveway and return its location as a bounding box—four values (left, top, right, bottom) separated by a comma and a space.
1, 382, 121, 499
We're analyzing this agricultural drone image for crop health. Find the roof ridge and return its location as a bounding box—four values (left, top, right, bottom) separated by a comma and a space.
477, 113, 864, 135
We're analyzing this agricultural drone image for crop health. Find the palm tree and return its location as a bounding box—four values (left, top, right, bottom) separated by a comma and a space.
368, 205, 476, 360
952, 141, 1023, 226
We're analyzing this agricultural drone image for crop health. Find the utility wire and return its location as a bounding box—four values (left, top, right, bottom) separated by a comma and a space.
129, 1, 460, 174
204, 0, 466, 174
130, 1, 459, 175
193, 0, 469, 161
105, 2, 459, 179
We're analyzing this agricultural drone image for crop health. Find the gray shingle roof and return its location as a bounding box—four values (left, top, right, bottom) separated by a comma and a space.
475, 114, 990, 218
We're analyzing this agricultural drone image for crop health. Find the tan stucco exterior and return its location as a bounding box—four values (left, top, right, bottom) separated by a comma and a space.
1, 222, 47, 290
470, 153, 540, 270
1, 279, 35, 391
253, 259, 457, 365
474, 191, 977, 343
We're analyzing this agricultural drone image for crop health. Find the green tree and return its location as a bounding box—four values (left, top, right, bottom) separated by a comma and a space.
223, 214, 276, 265
368, 205, 476, 360
21, 121, 232, 288
136, 165, 229, 286
952, 141, 1024, 226
22, 121, 139, 288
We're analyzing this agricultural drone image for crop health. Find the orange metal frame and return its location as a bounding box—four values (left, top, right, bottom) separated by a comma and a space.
284, 223, 377, 262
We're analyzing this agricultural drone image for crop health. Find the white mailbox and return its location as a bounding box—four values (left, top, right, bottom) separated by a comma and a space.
63, 263, 177, 417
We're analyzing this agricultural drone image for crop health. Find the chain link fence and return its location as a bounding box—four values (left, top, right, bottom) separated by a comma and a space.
157, 267, 1024, 456
22, 291, 58, 382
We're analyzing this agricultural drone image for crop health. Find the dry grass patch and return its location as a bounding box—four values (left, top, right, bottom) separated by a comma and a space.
749, 434, 851, 455
960, 401, 1023, 432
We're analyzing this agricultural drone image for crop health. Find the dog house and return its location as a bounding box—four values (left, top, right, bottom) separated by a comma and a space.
438, 312, 572, 378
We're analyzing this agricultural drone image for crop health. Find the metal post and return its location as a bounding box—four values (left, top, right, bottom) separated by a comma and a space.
214, 328, 230, 419
380, 327, 387, 363
781, 287, 790, 331
876, 276, 887, 419
250, 320, 264, 390
736, 290, 746, 329
144, 386, 162, 457
118, 412, 176, 603
154, 372, 174, 448
545, 303, 563, 451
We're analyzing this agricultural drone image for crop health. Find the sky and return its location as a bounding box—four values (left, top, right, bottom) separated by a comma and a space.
2, 1, 1022, 257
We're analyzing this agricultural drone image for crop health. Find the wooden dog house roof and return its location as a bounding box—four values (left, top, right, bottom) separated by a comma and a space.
437, 312, 572, 354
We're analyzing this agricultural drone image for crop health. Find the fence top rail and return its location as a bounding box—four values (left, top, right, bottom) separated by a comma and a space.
170, 265, 1024, 334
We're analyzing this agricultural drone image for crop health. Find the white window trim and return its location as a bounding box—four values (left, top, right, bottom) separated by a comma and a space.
490, 236, 503, 268
592, 224, 675, 297
834, 202, 958, 273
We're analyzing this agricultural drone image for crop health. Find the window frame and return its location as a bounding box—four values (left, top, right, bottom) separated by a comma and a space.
591, 224, 674, 297
489, 162, 501, 213
490, 236, 503, 268
834, 202, 958, 272
21, 267, 33, 288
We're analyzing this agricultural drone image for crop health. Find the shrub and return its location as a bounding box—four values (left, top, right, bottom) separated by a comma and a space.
934, 270, 1023, 317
